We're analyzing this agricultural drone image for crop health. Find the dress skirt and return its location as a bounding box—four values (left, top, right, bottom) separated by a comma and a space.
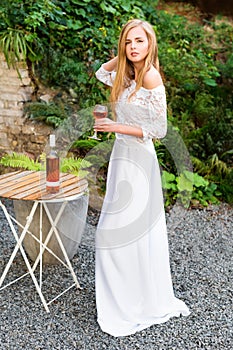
95, 137, 190, 337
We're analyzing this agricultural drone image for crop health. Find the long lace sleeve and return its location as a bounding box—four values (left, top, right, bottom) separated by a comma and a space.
141, 86, 167, 140
116, 85, 167, 141
95, 65, 116, 87
96, 66, 167, 141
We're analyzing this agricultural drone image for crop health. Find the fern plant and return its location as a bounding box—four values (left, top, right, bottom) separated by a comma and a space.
24, 101, 69, 127
60, 156, 91, 178
0, 152, 41, 171
0, 152, 91, 178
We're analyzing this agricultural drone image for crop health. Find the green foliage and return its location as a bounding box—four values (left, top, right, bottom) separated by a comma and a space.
154, 139, 178, 173
218, 170, 233, 204
152, 10, 233, 207
0, 0, 232, 206
154, 11, 232, 140
188, 109, 233, 161
24, 101, 69, 127
0, 152, 41, 171
0, 28, 36, 69
0, 152, 91, 178
0, 0, 65, 82
60, 156, 91, 178
162, 170, 221, 208
34, 0, 149, 107
72, 139, 99, 152
218, 52, 233, 81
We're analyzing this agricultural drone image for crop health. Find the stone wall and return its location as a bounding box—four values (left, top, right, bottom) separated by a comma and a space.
0, 53, 52, 158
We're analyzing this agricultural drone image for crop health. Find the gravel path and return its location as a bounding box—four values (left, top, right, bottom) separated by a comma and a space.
0, 198, 232, 350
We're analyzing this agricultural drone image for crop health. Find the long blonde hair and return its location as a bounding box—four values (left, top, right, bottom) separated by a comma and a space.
111, 19, 159, 103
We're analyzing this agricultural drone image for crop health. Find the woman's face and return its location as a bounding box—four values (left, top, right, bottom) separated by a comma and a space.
125, 26, 149, 65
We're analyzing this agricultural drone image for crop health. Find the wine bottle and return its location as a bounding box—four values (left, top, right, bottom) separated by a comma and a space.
46, 134, 60, 193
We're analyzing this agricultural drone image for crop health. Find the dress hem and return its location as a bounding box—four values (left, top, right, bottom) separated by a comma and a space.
97, 308, 191, 337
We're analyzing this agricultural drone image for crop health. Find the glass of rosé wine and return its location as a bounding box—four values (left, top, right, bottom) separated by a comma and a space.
89, 104, 108, 140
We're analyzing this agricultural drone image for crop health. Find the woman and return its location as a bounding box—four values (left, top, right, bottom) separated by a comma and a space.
94, 19, 190, 337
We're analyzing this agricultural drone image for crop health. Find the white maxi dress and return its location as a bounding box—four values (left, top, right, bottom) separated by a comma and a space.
95, 66, 190, 337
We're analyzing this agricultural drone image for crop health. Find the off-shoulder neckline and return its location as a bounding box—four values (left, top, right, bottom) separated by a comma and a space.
98, 66, 165, 92
131, 81, 165, 92
140, 84, 165, 92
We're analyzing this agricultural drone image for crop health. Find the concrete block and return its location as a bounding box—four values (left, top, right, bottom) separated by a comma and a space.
18, 86, 33, 101
19, 69, 29, 78
22, 124, 35, 135
20, 77, 31, 86
8, 125, 22, 135
0, 78, 22, 87
0, 92, 24, 101
0, 61, 9, 69
2, 100, 20, 110
0, 108, 23, 118
0, 116, 6, 124
0, 132, 10, 147
30, 134, 47, 144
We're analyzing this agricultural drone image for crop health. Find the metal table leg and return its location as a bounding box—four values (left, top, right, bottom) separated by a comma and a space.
0, 199, 82, 312
0, 200, 50, 312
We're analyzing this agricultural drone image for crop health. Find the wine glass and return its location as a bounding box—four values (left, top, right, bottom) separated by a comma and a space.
89, 104, 108, 140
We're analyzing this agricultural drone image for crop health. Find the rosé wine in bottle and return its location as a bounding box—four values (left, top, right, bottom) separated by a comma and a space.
46, 134, 60, 193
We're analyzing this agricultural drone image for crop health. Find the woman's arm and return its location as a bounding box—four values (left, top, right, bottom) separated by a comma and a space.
102, 56, 118, 72
95, 57, 118, 86
94, 118, 143, 138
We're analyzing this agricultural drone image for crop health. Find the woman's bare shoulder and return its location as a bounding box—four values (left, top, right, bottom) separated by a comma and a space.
143, 66, 163, 90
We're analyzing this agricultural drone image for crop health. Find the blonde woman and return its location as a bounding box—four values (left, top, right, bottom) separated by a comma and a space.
94, 19, 190, 337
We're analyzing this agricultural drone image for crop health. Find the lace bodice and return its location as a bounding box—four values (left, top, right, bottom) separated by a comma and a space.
95, 65, 167, 141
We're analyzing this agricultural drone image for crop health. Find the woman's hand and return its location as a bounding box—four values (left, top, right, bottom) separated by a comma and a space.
94, 118, 117, 133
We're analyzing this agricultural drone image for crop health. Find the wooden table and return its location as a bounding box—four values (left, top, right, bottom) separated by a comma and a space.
0, 170, 88, 201
0, 170, 88, 312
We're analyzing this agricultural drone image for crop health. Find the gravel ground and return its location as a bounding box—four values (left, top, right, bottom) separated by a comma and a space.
0, 198, 232, 350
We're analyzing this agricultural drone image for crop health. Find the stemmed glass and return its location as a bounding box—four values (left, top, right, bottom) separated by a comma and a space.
89, 104, 108, 140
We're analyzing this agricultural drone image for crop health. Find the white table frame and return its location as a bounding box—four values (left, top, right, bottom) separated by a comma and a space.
0, 194, 84, 312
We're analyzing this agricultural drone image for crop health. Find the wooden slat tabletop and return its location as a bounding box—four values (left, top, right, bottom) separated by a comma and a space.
0, 171, 88, 201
